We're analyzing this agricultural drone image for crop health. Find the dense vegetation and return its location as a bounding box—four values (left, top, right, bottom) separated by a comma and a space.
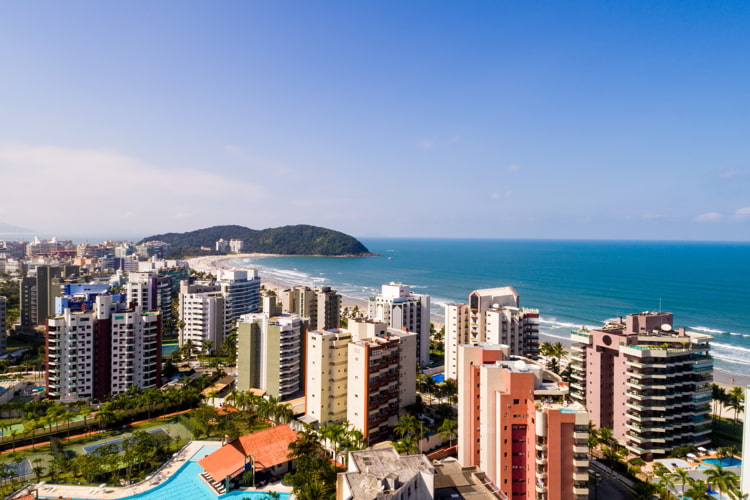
139, 224, 371, 257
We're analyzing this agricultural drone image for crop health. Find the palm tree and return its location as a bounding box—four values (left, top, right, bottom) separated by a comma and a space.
424, 377, 438, 406
657, 473, 676, 499
704, 466, 740, 500
685, 479, 713, 500
712, 384, 728, 425
540, 341, 553, 358
80, 405, 92, 431
395, 414, 421, 441
438, 419, 457, 448
671, 468, 691, 498
320, 422, 347, 462
728, 386, 744, 426
394, 435, 419, 455
9, 430, 18, 452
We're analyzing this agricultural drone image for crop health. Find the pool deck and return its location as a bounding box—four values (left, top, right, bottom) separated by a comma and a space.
10, 440, 293, 500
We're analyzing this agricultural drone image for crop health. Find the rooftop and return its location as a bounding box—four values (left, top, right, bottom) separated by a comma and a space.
433, 460, 504, 499
343, 448, 435, 500
199, 425, 298, 483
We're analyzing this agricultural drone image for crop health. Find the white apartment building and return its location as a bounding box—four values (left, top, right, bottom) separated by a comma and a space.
218, 269, 261, 331
179, 281, 225, 353
46, 294, 162, 401
216, 239, 230, 253
444, 286, 540, 380
229, 239, 244, 253
236, 313, 304, 399
368, 283, 430, 367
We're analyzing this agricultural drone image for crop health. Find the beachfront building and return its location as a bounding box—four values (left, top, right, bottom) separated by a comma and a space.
368, 282, 430, 367
218, 269, 261, 329
229, 239, 243, 253
569, 311, 713, 460
457, 343, 588, 500
46, 294, 162, 401
0, 296, 6, 355
236, 312, 304, 399
280, 285, 341, 331
216, 239, 230, 253
303, 319, 417, 443
444, 287, 540, 380
178, 281, 225, 353
126, 272, 173, 320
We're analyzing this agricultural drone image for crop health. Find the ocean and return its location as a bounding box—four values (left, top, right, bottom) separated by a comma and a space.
226, 239, 750, 378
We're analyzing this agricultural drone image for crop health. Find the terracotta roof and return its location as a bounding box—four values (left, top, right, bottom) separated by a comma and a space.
199, 424, 298, 482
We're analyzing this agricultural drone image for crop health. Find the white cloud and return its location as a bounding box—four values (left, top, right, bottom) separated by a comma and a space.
719, 169, 742, 180
0, 144, 267, 235
506, 164, 521, 172
490, 190, 512, 200
694, 212, 723, 223
418, 139, 435, 151
732, 207, 750, 219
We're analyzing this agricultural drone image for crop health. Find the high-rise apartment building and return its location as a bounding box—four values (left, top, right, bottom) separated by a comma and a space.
218, 270, 261, 330
20, 265, 80, 327
445, 287, 539, 380
236, 313, 304, 399
280, 285, 340, 331
126, 272, 173, 322
305, 328, 352, 425
569, 311, 712, 459
368, 283, 430, 367
0, 296, 6, 355
229, 239, 243, 253
347, 326, 417, 445
178, 281, 225, 353
46, 294, 162, 401
457, 343, 588, 500
303, 319, 417, 444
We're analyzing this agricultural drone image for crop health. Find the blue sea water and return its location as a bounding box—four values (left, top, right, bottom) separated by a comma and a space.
228, 239, 750, 377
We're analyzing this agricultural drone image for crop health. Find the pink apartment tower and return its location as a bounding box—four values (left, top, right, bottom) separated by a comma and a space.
457, 343, 589, 500
569, 312, 712, 460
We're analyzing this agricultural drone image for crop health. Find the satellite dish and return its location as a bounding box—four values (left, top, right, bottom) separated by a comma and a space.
661, 324, 673, 332
492, 303, 500, 309
514, 360, 527, 371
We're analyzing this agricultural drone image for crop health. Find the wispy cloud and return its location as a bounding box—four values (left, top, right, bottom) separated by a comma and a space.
0, 144, 267, 234
418, 139, 435, 151
506, 164, 522, 172
694, 212, 723, 223
491, 190, 512, 200
732, 206, 750, 219
719, 169, 743, 180
223, 144, 297, 176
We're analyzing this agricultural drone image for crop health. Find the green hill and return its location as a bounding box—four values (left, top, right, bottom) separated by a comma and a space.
138, 224, 372, 257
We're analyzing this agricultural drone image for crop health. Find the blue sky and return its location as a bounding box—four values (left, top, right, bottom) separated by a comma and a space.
0, 1, 748, 240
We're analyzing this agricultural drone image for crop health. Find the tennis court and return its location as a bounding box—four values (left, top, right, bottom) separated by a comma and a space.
83, 428, 167, 454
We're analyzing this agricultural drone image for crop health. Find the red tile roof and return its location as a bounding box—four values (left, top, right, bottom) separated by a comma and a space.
199, 424, 298, 482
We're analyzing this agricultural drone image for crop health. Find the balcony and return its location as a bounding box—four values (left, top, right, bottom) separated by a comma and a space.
573, 458, 589, 467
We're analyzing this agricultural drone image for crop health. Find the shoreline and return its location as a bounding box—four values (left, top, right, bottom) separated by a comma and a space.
188, 255, 743, 385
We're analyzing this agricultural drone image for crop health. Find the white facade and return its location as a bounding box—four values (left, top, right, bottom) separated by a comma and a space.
110, 307, 161, 394
445, 287, 539, 380
368, 283, 430, 366
179, 281, 225, 352
215, 239, 230, 252
46, 294, 162, 401
218, 269, 261, 331
444, 303, 469, 380
229, 239, 243, 253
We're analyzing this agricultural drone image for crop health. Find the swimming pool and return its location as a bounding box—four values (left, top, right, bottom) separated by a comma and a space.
432, 373, 445, 383
699, 457, 742, 468
44, 446, 290, 500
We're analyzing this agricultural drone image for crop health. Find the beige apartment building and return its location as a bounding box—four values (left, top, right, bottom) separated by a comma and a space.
303, 319, 416, 444
280, 285, 340, 331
